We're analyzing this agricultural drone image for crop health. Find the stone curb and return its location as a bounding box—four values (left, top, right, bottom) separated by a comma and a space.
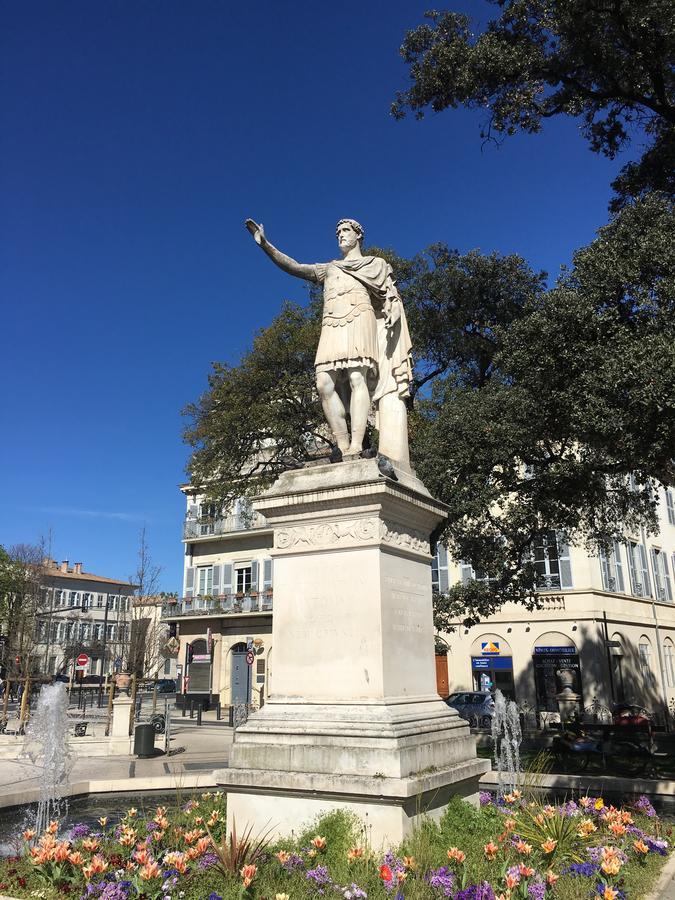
645, 850, 675, 900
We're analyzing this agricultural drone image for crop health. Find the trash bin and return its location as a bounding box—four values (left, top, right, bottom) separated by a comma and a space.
134, 723, 155, 758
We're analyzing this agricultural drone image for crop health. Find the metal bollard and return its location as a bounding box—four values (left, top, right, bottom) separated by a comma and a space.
182, 701, 186, 717
216, 702, 221, 721
190, 700, 194, 719
197, 706, 202, 726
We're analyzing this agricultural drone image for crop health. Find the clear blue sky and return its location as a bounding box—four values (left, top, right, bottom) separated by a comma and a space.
1, 1, 629, 592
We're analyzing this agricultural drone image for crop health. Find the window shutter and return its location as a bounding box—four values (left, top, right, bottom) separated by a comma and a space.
640, 544, 653, 597
212, 565, 221, 593
188, 504, 198, 519
650, 549, 662, 600
263, 558, 273, 590
557, 536, 573, 588
222, 563, 233, 595
438, 544, 448, 568
251, 560, 259, 592
185, 567, 194, 598
613, 541, 625, 592
599, 548, 610, 591
626, 543, 638, 595
662, 553, 673, 602
460, 562, 474, 585
666, 489, 675, 525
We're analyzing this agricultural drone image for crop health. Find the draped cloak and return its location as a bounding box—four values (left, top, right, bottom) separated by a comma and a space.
313, 256, 413, 404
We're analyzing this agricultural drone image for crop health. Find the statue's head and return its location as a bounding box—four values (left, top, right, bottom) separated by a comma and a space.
336, 218, 364, 254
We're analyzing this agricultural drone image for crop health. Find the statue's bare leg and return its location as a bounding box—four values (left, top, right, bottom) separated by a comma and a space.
316, 370, 350, 452
347, 366, 371, 454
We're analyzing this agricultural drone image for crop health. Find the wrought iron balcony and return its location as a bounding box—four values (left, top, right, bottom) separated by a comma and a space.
183, 512, 270, 540
161, 592, 273, 619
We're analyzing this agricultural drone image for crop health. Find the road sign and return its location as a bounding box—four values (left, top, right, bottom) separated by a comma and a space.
76, 653, 89, 668
246, 650, 255, 666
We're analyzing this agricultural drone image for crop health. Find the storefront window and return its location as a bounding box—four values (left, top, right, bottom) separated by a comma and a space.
533, 642, 581, 713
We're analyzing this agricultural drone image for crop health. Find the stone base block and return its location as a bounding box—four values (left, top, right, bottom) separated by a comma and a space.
218, 759, 489, 847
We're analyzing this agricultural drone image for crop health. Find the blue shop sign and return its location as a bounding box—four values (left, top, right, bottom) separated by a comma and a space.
472, 656, 513, 670
534, 646, 576, 655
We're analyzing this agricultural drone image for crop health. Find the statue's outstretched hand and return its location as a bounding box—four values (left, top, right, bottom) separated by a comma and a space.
245, 219, 266, 246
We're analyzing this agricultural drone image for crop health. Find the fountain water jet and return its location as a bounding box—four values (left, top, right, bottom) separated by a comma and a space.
491, 689, 521, 794
24, 682, 73, 833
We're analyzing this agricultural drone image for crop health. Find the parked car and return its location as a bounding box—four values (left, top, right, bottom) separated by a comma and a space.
156, 679, 176, 693
445, 691, 494, 728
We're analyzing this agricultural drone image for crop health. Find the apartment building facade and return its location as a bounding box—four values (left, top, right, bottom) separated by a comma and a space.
438, 486, 675, 725
35, 559, 137, 677
166, 482, 675, 723
161, 490, 273, 709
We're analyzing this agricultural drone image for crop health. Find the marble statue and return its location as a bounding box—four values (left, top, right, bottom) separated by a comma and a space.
245, 218, 413, 467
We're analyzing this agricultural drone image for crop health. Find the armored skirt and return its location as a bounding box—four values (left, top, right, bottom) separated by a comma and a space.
314, 262, 379, 375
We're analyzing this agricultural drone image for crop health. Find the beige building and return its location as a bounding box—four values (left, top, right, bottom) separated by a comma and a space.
36, 559, 136, 677
161, 489, 273, 711
438, 485, 675, 725
165, 481, 675, 724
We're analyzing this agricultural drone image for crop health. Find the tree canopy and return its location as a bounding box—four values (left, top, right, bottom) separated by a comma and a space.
392, 0, 674, 209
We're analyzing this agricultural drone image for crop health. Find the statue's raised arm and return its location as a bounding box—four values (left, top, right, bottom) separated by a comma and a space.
245, 219, 317, 282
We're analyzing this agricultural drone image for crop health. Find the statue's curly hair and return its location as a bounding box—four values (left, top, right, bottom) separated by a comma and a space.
335, 218, 364, 243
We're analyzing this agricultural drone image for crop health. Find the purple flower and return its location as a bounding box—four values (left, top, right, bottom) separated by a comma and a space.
426, 866, 455, 897
198, 852, 219, 869
564, 862, 599, 877
307, 865, 332, 886
559, 800, 579, 817
146, 820, 158, 831
634, 795, 657, 818
209, 894, 223, 900
70, 822, 91, 839
527, 881, 546, 900
647, 838, 669, 856
479, 790, 493, 806
282, 852, 305, 871
455, 884, 496, 900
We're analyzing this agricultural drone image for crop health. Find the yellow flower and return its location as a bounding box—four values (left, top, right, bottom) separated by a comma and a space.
594, 798, 605, 810
126, 807, 137, 818
276, 895, 290, 900
98, 817, 108, 827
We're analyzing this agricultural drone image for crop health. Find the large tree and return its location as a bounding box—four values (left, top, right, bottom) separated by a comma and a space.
392, 0, 675, 208
184, 220, 674, 625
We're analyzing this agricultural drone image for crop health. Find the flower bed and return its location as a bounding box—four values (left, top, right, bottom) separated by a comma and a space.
0, 791, 670, 899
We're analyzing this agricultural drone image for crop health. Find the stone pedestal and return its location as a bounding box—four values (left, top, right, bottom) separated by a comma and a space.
217, 458, 489, 845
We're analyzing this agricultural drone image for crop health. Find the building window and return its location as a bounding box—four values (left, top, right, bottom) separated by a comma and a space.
650, 548, 673, 603
69, 591, 78, 607
664, 641, 675, 688
97, 594, 104, 608
532, 531, 573, 589
164, 658, 171, 675
197, 566, 214, 596
599, 541, 625, 592
626, 541, 651, 597
432, 545, 449, 592
94, 624, 104, 641
638, 642, 653, 681
236, 566, 252, 594
666, 488, 675, 526
199, 502, 218, 535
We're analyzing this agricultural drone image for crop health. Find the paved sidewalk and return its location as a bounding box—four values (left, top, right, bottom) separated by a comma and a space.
0, 717, 232, 808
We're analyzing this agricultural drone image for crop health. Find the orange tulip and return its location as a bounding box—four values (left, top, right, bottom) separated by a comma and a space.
515, 840, 532, 855
484, 842, 499, 860
140, 861, 161, 880
276, 850, 290, 864
540, 839, 557, 854
311, 836, 327, 850
519, 863, 535, 877
68, 851, 84, 866
22, 829, 36, 841
634, 839, 650, 855
348, 847, 365, 861
447, 847, 466, 864
546, 870, 559, 886
82, 838, 100, 853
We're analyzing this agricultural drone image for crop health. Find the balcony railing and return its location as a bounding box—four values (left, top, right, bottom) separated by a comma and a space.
161, 592, 273, 619
183, 512, 270, 540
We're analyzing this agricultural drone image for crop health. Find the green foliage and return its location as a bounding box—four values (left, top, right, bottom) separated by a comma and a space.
183, 300, 323, 507
392, 0, 675, 208
205, 818, 272, 876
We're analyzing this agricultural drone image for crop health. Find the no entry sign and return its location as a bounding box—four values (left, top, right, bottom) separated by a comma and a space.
76, 653, 89, 669
246, 651, 255, 666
